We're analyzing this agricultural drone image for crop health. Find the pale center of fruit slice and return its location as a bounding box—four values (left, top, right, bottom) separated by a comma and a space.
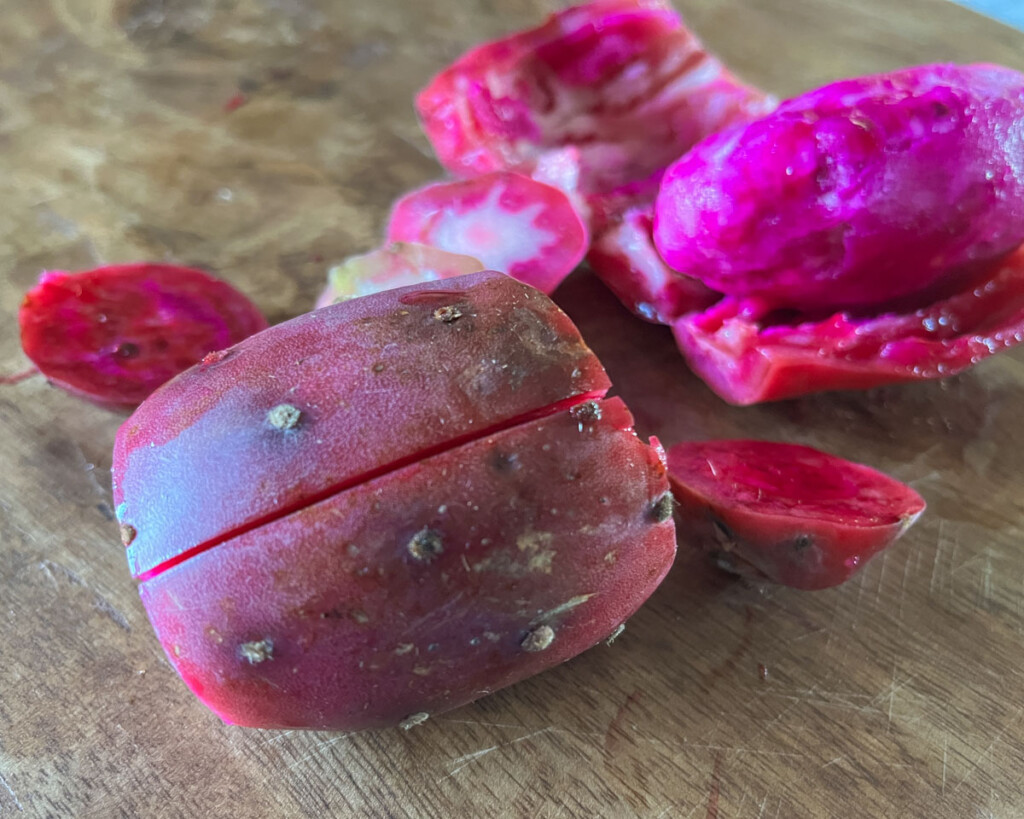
431, 182, 556, 273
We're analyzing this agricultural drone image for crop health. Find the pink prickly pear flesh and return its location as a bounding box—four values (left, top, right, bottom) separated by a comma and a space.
114, 270, 675, 730
385, 172, 588, 294
655, 63, 1024, 312
415, 0, 773, 199
666, 440, 925, 591
18, 264, 267, 409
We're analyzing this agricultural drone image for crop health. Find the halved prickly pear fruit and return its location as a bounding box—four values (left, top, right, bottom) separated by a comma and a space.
587, 205, 720, 324
416, 0, 774, 201
655, 63, 1024, 313
385, 172, 588, 294
666, 440, 925, 590
672, 247, 1024, 404
315, 242, 485, 309
18, 264, 267, 409
114, 270, 675, 730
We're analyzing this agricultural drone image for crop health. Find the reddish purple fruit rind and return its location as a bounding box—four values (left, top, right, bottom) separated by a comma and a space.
672, 247, 1024, 404
114, 271, 610, 578
666, 440, 925, 590
587, 205, 720, 324
386, 172, 589, 294
415, 0, 774, 199
655, 63, 1024, 312
19, 264, 267, 408
141, 397, 674, 730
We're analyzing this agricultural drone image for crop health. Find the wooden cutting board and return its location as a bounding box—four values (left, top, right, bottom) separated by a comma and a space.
2, 0, 1023, 816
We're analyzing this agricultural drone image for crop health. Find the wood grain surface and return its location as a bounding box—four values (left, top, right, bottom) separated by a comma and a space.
2, 0, 1024, 817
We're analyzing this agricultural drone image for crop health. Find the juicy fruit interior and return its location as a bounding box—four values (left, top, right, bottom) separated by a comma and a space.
654, 63, 1024, 312
669, 440, 925, 527
386, 172, 588, 294
19, 264, 266, 407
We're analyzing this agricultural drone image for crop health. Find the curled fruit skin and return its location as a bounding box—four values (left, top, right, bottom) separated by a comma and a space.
655, 63, 1024, 312
386, 172, 588, 294
114, 271, 675, 730
18, 264, 267, 409
587, 204, 720, 324
416, 0, 773, 201
672, 247, 1024, 405
666, 440, 925, 590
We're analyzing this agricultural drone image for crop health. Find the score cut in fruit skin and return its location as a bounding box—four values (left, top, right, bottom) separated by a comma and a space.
666, 440, 925, 590
114, 270, 676, 730
18, 264, 267, 409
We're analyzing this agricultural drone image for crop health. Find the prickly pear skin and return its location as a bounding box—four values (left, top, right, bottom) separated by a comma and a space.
667, 440, 925, 590
655, 64, 1024, 312
141, 397, 674, 730
672, 247, 1024, 405
19, 264, 267, 409
416, 0, 773, 198
114, 272, 611, 579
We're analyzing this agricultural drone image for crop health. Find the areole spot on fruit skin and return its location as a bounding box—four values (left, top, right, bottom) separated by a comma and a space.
114, 271, 676, 731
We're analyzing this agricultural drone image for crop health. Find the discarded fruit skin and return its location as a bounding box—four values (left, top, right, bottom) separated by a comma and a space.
314, 242, 485, 309
587, 204, 719, 324
18, 264, 267, 409
672, 247, 1024, 405
386, 172, 588, 294
113, 271, 675, 730
655, 63, 1024, 312
416, 0, 773, 202
666, 440, 925, 590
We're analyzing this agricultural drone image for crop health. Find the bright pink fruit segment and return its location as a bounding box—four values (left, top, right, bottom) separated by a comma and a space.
140, 397, 674, 730
18, 264, 267, 408
655, 63, 1024, 312
416, 0, 774, 198
587, 205, 719, 324
115, 272, 611, 579
385, 173, 588, 294
315, 242, 485, 309
666, 440, 925, 590
672, 248, 1024, 404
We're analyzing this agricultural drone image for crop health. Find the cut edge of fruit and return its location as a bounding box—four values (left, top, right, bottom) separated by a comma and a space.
134, 387, 612, 583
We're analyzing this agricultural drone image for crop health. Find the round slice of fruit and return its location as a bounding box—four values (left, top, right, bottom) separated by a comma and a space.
666, 439, 925, 590
19, 264, 267, 409
386, 172, 588, 294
